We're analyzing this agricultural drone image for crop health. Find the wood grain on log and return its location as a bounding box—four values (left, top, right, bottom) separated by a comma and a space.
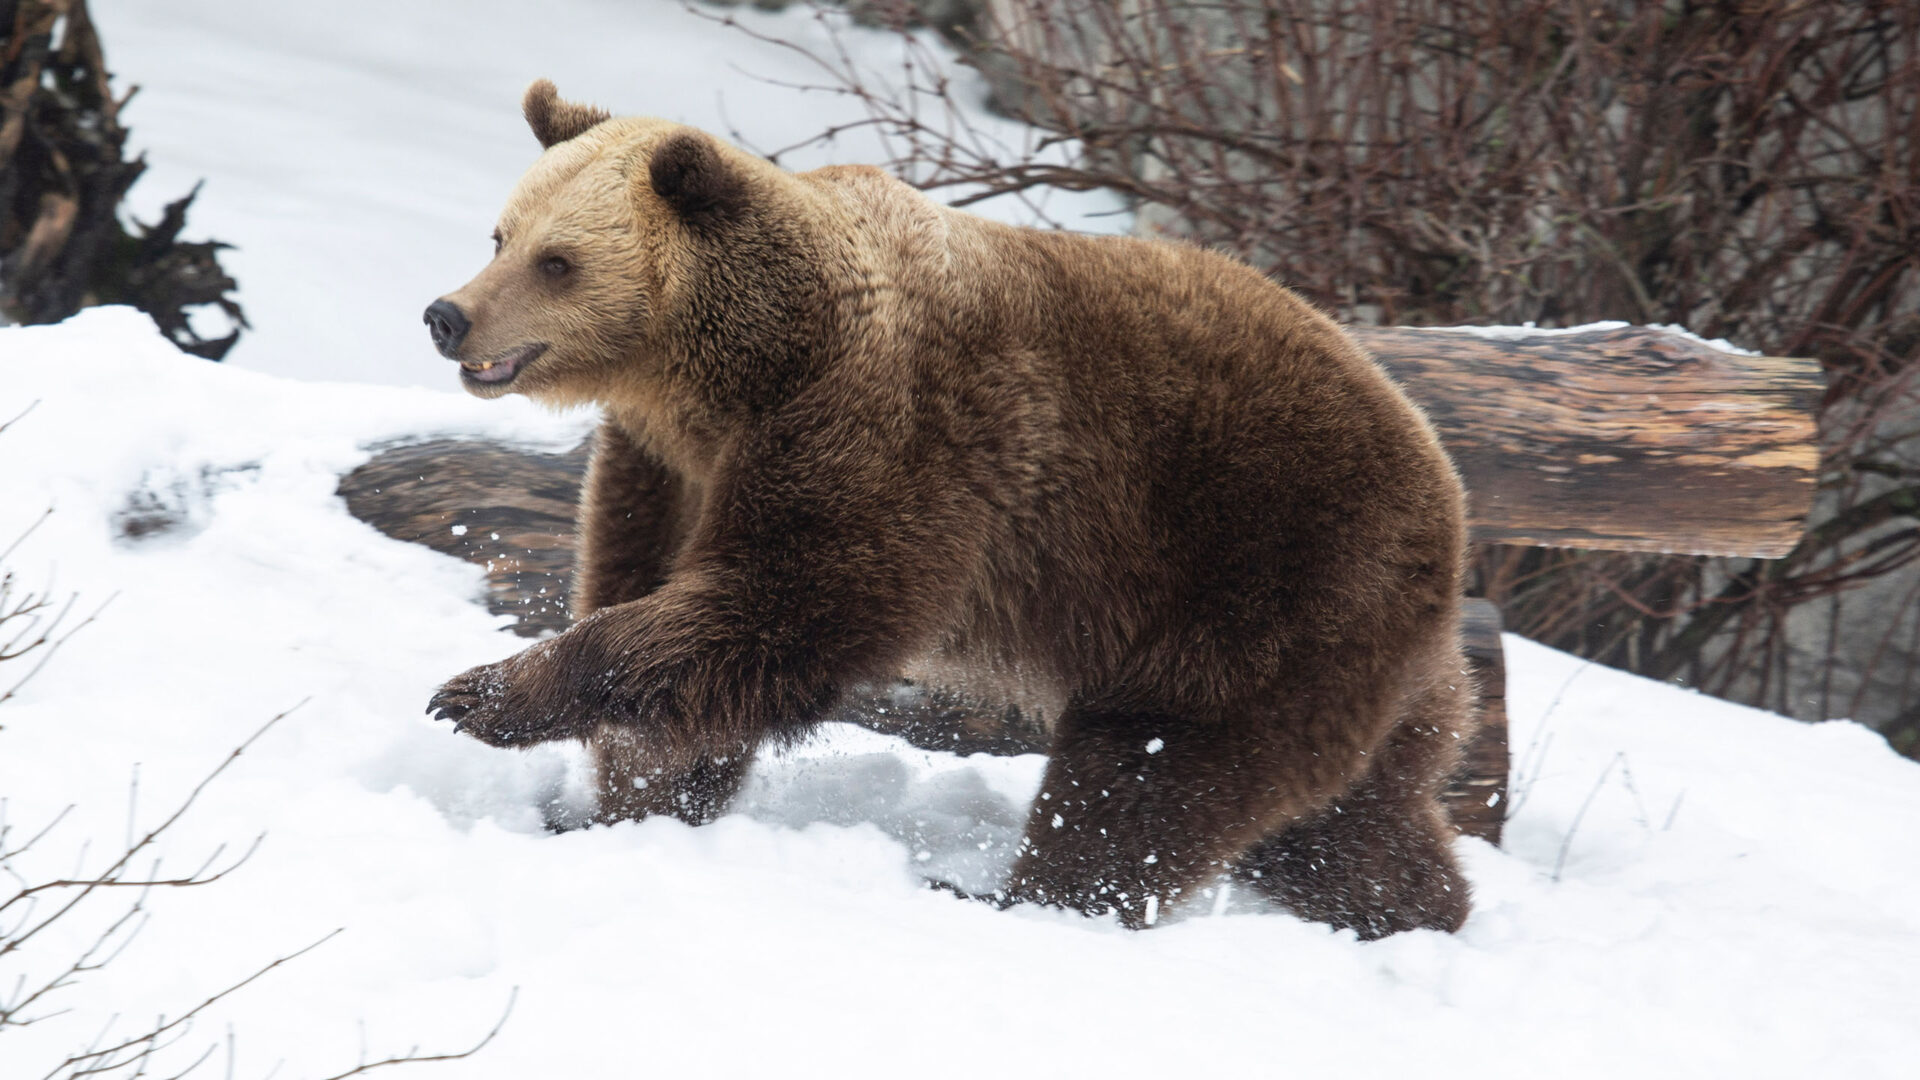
338, 327, 1820, 638
340, 326, 1823, 599
1350, 325, 1822, 558
340, 438, 587, 636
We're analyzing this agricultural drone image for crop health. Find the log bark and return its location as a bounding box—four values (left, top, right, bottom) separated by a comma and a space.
1350, 325, 1822, 558
338, 325, 1817, 848
343, 438, 585, 635
1447, 598, 1507, 845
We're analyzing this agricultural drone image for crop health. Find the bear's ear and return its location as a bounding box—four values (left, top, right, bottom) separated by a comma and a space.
648, 130, 747, 228
523, 79, 611, 149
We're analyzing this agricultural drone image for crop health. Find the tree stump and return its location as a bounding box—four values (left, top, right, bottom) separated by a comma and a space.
0, 0, 245, 357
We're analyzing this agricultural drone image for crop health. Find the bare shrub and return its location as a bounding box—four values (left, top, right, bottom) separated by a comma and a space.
0, 411, 511, 1076
1, 706, 517, 1077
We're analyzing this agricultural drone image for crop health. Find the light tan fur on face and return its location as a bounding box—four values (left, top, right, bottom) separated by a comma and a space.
434, 117, 820, 466
437, 120, 681, 408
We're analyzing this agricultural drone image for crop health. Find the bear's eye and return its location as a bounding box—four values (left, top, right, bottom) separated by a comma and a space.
539, 255, 572, 279
491, 231, 503, 255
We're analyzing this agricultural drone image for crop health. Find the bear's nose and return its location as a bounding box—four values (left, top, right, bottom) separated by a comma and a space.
423, 299, 470, 359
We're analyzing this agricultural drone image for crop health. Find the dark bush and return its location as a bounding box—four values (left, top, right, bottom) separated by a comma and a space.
0, 0, 246, 358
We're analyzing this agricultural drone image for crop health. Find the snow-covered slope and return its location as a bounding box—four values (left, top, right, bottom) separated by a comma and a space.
87, 0, 1127, 389
3, 307, 1917, 1078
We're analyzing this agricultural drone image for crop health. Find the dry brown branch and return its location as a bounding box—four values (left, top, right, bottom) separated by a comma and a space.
0, 409, 504, 1075
0, 587, 114, 718
1, 705, 305, 1078
0, 402, 39, 438
3, 695, 514, 1076
38, 930, 343, 1080
0, 705, 299, 962
309, 989, 518, 1080
0, 406, 113, 717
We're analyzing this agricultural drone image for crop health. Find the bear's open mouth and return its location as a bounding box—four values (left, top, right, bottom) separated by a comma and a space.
460, 342, 548, 386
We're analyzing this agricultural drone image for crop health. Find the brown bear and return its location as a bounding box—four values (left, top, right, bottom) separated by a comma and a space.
423, 80, 1476, 937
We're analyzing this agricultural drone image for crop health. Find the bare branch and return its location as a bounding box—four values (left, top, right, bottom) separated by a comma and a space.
311, 988, 519, 1080
41, 929, 344, 1080
1, 702, 302, 952
0, 592, 116, 715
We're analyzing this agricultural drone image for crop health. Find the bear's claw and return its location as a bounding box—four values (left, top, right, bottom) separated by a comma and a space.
425, 664, 518, 744
426, 651, 595, 748
924, 879, 1016, 910
425, 685, 478, 723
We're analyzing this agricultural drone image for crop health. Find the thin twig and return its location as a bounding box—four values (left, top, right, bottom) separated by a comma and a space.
311, 988, 519, 1080
1552, 753, 1624, 884
42, 929, 344, 1080
0, 702, 303, 950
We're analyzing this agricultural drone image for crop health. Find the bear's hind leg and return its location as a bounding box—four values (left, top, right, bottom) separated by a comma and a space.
1001, 697, 1387, 929
1234, 676, 1475, 938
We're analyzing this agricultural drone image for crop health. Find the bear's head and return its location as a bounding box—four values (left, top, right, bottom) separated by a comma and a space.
425, 80, 826, 411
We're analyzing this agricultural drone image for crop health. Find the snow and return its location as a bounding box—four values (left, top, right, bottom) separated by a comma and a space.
3, 2, 1917, 1076
1429, 320, 1763, 356
1645, 324, 1764, 357
1431, 319, 1636, 340
88, 0, 1128, 389
8, 315, 1919, 1080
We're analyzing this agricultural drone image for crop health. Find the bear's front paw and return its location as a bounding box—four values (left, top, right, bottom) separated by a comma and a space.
427, 649, 592, 748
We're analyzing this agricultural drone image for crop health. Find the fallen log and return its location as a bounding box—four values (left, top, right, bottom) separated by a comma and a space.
339, 325, 1821, 847
344, 437, 587, 636
1349, 324, 1821, 558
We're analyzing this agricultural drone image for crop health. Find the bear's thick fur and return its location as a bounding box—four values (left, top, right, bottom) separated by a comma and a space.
425, 80, 1476, 937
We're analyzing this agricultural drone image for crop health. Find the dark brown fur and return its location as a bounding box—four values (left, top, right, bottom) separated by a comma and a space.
426, 84, 1476, 936
648, 131, 749, 228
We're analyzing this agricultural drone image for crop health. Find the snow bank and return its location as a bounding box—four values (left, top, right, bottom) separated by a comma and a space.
1428, 320, 1762, 356
3, 307, 1917, 1078
87, 0, 1129, 390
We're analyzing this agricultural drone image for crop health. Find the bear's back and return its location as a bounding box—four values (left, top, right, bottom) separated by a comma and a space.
795, 182, 1466, 703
